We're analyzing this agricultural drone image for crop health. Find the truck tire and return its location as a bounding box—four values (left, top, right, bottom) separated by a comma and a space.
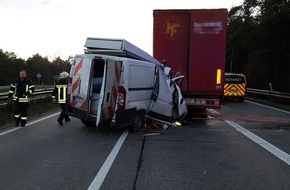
129, 111, 145, 132
81, 119, 95, 126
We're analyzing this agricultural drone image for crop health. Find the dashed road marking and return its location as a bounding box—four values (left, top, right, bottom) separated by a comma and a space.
87, 129, 129, 190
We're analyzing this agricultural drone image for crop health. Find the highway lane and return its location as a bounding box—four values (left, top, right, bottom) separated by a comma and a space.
0, 116, 125, 190
218, 100, 290, 161
102, 102, 290, 190
0, 101, 290, 190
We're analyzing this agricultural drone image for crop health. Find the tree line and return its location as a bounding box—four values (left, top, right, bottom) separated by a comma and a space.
1, 0, 289, 93
0, 50, 71, 86
227, 0, 290, 92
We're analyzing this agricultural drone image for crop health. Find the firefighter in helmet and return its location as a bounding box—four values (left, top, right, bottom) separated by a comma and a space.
8, 70, 35, 127
52, 71, 70, 125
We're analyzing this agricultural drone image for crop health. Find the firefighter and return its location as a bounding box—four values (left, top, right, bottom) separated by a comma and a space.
52, 71, 70, 125
8, 70, 34, 127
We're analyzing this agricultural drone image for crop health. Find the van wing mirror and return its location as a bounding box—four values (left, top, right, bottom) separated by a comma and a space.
163, 67, 171, 77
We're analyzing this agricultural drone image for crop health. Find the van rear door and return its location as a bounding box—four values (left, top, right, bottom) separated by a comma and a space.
70, 56, 92, 118
96, 59, 122, 126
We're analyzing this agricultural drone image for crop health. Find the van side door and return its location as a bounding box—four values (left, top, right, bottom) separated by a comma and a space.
147, 67, 187, 122
147, 67, 174, 122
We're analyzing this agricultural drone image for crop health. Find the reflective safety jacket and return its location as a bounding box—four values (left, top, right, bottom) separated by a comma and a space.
52, 79, 68, 104
9, 77, 34, 103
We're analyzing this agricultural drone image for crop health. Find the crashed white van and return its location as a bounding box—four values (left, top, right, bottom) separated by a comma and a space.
67, 37, 187, 132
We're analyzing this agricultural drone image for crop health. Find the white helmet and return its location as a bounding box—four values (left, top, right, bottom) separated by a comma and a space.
59, 71, 69, 79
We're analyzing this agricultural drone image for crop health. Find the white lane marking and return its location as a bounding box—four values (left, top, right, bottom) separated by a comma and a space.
246, 100, 290, 114
225, 120, 290, 166
0, 128, 20, 136
88, 129, 129, 190
0, 112, 60, 136
208, 109, 220, 115
26, 112, 60, 126
209, 108, 290, 166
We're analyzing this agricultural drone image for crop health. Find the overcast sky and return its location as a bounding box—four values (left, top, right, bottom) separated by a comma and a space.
0, 0, 243, 60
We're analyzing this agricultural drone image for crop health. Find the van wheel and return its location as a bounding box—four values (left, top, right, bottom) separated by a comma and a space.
129, 111, 145, 132
81, 119, 95, 126
238, 98, 245, 102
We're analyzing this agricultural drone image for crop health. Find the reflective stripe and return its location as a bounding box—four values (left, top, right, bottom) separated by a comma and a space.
216, 69, 221, 84
57, 85, 67, 104
224, 83, 246, 96
29, 85, 34, 95
19, 98, 30, 102
16, 85, 31, 102
21, 117, 28, 120
56, 85, 67, 88
10, 79, 33, 102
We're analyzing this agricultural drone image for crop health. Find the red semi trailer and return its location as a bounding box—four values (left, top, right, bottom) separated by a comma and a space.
153, 9, 227, 110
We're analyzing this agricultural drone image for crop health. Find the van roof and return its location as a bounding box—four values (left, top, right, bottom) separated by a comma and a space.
84, 37, 162, 67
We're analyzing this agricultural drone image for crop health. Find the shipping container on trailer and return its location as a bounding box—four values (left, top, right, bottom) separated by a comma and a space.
153, 9, 227, 110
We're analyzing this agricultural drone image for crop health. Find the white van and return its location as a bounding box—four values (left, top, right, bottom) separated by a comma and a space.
67, 38, 187, 132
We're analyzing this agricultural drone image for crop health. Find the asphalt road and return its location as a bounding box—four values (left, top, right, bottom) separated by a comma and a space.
0, 100, 290, 190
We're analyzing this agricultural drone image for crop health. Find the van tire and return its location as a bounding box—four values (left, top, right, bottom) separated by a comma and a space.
81, 119, 95, 126
129, 111, 145, 132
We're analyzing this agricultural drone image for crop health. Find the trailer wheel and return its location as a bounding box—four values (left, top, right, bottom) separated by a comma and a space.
129, 111, 145, 132
81, 119, 95, 126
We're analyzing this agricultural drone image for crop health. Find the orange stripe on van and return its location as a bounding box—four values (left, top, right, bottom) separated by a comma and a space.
99, 62, 121, 123
72, 76, 80, 94
80, 100, 87, 110
74, 58, 83, 75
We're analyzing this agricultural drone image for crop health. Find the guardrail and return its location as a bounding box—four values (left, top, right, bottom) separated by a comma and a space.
1, 87, 290, 109
246, 88, 290, 103
0, 88, 54, 109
